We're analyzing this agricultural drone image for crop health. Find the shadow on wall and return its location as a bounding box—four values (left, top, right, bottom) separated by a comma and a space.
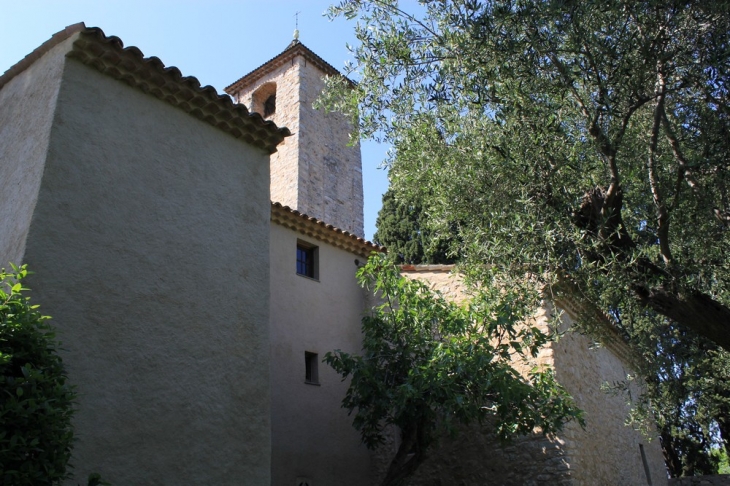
669, 476, 730, 486
370, 420, 573, 486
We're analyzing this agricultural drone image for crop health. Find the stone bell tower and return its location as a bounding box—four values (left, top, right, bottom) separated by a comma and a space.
225, 37, 364, 237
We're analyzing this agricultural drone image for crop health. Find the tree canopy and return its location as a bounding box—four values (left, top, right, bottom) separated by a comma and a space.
620, 314, 730, 476
321, 0, 730, 348
318, 0, 730, 475
325, 254, 582, 486
373, 188, 456, 264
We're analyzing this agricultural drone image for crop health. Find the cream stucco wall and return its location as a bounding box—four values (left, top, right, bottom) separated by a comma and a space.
269, 222, 372, 486
16, 55, 272, 484
0, 34, 74, 267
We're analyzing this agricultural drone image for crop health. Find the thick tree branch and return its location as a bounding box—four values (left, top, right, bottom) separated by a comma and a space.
573, 186, 634, 251
647, 71, 672, 265
632, 284, 730, 351
660, 111, 700, 193
380, 422, 427, 486
574, 188, 730, 350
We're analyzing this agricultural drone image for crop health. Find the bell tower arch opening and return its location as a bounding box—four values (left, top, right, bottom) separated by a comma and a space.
251, 82, 277, 119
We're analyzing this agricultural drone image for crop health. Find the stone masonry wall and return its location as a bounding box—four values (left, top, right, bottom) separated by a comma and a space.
370, 422, 574, 486
232, 60, 300, 211
297, 59, 363, 236
552, 310, 667, 486
385, 268, 572, 485
230, 50, 365, 237
401, 267, 555, 375
389, 268, 669, 485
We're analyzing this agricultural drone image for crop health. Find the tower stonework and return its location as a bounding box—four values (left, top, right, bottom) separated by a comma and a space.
226, 41, 365, 237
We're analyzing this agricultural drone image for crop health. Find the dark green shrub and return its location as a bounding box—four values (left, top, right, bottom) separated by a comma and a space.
0, 264, 75, 485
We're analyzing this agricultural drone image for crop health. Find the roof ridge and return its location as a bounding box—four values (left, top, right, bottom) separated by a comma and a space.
0, 22, 86, 90
224, 40, 353, 95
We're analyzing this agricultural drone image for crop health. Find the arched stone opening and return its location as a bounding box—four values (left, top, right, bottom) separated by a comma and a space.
251, 82, 277, 119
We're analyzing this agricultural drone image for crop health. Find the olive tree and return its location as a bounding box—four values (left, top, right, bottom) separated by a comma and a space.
317, 0, 730, 474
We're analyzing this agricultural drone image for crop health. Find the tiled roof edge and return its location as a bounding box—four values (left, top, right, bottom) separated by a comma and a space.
0, 23, 85, 91
270, 202, 385, 259
63, 25, 290, 153
224, 40, 354, 95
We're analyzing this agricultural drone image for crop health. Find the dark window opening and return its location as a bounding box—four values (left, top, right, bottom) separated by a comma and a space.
296, 242, 317, 279
251, 83, 276, 119
305, 352, 319, 384
264, 94, 276, 118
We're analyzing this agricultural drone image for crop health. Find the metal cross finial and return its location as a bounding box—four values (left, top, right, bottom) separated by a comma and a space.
293, 11, 301, 40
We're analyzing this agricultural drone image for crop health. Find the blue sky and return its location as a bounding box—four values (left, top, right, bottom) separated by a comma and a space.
0, 0, 399, 241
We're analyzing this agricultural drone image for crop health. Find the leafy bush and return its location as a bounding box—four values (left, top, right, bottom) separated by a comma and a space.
326, 254, 582, 485
0, 265, 76, 485
713, 448, 730, 475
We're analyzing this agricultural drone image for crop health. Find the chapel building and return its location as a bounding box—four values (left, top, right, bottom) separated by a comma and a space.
0, 23, 668, 486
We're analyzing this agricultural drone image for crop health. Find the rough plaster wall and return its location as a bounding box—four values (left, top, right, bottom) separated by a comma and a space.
297, 60, 364, 236
22, 59, 272, 485
0, 35, 76, 267
233, 60, 300, 210
551, 313, 668, 486
269, 223, 372, 486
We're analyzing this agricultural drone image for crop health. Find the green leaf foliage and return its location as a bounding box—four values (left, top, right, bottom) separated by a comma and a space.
325, 254, 582, 485
716, 447, 730, 475
0, 265, 76, 485
323, 0, 730, 344
323, 0, 730, 476
616, 311, 730, 477
373, 188, 456, 264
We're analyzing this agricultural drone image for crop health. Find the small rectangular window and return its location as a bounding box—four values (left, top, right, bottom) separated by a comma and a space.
296, 241, 318, 279
305, 352, 319, 385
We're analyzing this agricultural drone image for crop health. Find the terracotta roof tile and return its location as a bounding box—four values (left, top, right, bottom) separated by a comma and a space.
0, 23, 290, 154
270, 202, 384, 258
